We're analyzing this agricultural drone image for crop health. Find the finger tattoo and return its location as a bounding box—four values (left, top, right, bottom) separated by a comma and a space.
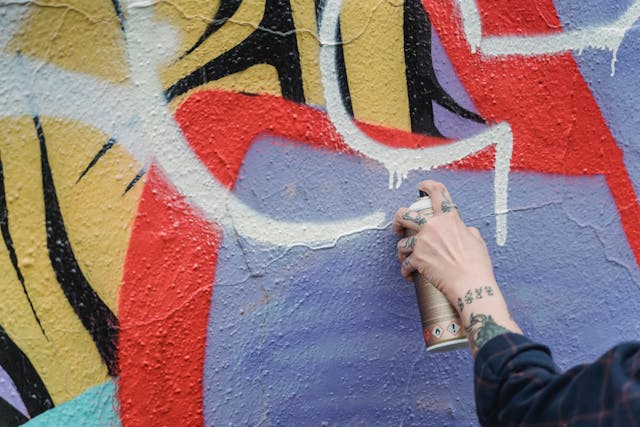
403, 236, 417, 249
402, 212, 427, 226
441, 200, 454, 213
441, 190, 454, 213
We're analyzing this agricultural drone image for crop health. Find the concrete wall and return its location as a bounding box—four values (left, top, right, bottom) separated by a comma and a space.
1, 0, 640, 425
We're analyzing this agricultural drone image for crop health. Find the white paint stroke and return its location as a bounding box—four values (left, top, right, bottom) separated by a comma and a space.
319, 0, 512, 245
0, 16, 385, 248
0, 1, 30, 50
456, 0, 482, 54
456, 0, 640, 76
0, 53, 151, 165
118, 2, 387, 248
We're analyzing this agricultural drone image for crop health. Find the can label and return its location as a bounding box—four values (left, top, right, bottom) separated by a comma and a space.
407, 197, 468, 352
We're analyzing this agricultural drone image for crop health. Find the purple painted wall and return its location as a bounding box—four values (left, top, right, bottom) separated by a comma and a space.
1, 0, 639, 425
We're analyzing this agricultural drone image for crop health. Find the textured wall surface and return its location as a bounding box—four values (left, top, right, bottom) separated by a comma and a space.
1, 0, 640, 425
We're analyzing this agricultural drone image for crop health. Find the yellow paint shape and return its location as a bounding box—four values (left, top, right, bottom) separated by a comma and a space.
159, 0, 266, 91
42, 118, 143, 314
290, 0, 324, 106
154, 0, 221, 55
340, 0, 410, 130
169, 63, 282, 109
8, 0, 128, 82
0, 117, 141, 404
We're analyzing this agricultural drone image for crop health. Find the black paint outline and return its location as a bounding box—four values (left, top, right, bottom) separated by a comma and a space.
111, 0, 125, 34
33, 115, 119, 376
76, 138, 117, 184
123, 168, 145, 195
0, 324, 53, 420
180, 0, 243, 58
0, 397, 28, 427
335, 18, 354, 117
0, 153, 46, 338
165, 0, 305, 103
403, 0, 485, 135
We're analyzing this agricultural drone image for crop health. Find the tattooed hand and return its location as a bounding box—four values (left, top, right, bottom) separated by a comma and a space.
393, 180, 522, 356
393, 181, 495, 299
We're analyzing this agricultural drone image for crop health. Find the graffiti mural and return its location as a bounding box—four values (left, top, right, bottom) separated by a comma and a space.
1, 0, 640, 425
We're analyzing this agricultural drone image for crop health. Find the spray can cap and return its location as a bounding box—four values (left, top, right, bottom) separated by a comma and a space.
410, 190, 432, 210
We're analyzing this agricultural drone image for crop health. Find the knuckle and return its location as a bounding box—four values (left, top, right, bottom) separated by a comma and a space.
393, 208, 406, 221
415, 233, 429, 245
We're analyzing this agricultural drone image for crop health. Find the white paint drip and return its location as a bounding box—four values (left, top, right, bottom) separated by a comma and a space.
319, 0, 513, 245
455, 0, 640, 76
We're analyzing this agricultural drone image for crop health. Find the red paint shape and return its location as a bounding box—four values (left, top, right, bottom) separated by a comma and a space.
175, 92, 349, 188
425, 0, 640, 265
356, 121, 450, 149
119, 166, 220, 427
475, 0, 563, 36
174, 91, 451, 189
116, 91, 460, 426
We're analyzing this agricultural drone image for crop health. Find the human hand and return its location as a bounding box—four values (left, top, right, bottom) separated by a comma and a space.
393, 180, 495, 302
393, 180, 521, 355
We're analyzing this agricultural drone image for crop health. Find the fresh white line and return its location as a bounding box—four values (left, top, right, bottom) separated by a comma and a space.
456, 0, 640, 75
119, 3, 387, 248
319, 0, 512, 245
0, 7, 386, 248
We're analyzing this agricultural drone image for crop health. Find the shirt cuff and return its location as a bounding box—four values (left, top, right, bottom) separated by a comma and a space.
473, 333, 557, 425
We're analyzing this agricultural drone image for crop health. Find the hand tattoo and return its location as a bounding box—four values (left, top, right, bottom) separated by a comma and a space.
441, 190, 455, 213
465, 313, 510, 354
402, 212, 427, 226
402, 236, 417, 249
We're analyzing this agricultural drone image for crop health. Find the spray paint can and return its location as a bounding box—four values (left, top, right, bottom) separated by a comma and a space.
408, 191, 468, 352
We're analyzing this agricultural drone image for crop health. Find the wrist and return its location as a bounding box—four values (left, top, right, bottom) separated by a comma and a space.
449, 282, 522, 356
445, 277, 499, 310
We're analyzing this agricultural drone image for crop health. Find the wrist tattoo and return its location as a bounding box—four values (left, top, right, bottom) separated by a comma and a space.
402, 212, 427, 226
457, 285, 495, 312
465, 313, 510, 354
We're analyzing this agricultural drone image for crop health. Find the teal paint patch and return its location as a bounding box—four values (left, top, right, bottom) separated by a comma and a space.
24, 380, 120, 427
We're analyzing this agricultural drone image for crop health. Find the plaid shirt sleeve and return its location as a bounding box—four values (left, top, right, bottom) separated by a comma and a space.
474, 333, 640, 427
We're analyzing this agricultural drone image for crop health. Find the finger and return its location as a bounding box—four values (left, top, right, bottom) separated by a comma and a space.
392, 208, 409, 235
418, 180, 452, 216
393, 208, 428, 234
401, 255, 417, 280
468, 226, 482, 239
397, 236, 417, 256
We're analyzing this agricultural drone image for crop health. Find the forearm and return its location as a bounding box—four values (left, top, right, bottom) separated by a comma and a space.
445, 280, 522, 356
